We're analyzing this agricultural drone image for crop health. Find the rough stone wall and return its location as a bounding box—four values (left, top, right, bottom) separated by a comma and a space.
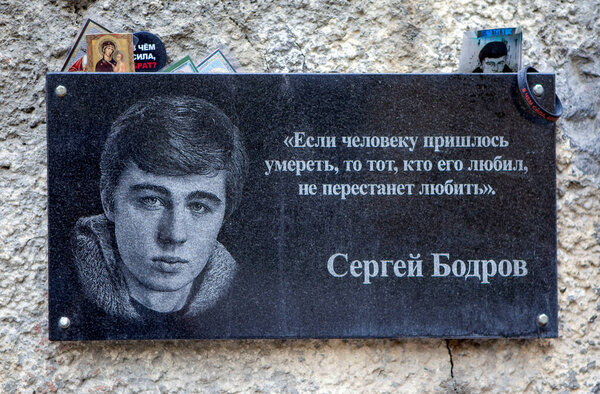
0, 0, 598, 392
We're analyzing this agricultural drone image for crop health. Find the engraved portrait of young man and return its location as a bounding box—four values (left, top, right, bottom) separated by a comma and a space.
70, 96, 248, 333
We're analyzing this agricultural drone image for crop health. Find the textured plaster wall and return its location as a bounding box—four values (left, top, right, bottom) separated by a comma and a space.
0, 0, 599, 392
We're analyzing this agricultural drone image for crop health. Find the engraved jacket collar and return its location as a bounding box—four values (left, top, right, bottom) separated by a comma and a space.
71, 214, 237, 322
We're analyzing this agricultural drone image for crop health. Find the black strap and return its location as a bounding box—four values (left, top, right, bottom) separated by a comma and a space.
517, 66, 563, 122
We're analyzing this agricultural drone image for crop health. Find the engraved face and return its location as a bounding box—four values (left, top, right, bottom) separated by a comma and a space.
107, 163, 226, 294
482, 56, 506, 73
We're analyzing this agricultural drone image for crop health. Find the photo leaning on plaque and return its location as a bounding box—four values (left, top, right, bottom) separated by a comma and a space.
70, 96, 248, 329
458, 27, 522, 73
472, 41, 513, 73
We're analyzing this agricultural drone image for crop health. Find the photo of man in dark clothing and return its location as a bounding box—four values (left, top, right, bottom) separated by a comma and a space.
472, 41, 513, 73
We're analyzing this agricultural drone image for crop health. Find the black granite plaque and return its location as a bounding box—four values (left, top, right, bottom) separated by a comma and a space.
47, 73, 557, 340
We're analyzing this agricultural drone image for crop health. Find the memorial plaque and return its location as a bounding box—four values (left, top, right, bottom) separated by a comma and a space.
47, 73, 557, 340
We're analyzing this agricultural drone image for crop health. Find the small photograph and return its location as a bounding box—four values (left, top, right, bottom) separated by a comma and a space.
458, 27, 522, 73
85, 33, 135, 73
196, 47, 240, 73
61, 19, 112, 72
162, 55, 199, 73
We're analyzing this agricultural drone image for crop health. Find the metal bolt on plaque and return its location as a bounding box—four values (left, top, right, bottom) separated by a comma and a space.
58, 316, 71, 329
55, 85, 67, 98
533, 84, 544, 97
537, 313, 549, 327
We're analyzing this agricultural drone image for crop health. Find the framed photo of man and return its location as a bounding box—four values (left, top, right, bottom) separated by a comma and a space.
458, 27, 523, 73
85, 33, 135, 73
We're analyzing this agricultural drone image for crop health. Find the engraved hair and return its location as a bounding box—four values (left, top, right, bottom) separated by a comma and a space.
100, 96, 248, 218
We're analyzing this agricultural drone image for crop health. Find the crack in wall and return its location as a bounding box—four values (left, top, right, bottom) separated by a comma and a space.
446, 339, 454, 379
226, 15, 269, 71
227, 16, 257, 52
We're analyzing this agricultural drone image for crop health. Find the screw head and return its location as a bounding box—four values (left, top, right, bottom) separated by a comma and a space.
55, 85, 67, 98
58, 316, 71, 329
532, 84, 544, 97
537, 313, 549, 327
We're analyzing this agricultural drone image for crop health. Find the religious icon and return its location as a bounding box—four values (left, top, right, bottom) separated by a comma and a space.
85, 33, 135, 73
